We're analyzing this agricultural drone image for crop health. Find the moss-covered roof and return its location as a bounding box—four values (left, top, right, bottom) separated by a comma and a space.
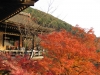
6, 12, 54, 34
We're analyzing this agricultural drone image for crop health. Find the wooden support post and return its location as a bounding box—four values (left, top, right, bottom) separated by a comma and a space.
32, 35, 34, 50
24, 37, 27, 55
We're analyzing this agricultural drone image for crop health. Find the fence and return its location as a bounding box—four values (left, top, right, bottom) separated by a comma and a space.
0, 49, 44, 59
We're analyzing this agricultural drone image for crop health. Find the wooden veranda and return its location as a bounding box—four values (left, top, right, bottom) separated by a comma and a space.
0, 11, 54, 59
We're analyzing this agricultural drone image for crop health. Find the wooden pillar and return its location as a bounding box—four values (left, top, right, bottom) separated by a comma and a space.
20, 35, 22, 49
24, 37, 27, 55
32, 35, 34, 50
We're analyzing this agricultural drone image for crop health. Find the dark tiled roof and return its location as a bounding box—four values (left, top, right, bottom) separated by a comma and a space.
0, 0, 38, 22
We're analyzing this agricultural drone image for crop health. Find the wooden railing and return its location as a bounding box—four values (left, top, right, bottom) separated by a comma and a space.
0, 50, 44, 59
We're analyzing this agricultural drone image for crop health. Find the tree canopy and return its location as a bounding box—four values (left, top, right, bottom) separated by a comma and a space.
23, 7, 72, 31
39, 26, 100, 75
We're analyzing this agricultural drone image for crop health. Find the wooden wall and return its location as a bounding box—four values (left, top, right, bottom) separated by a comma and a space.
0, 32, 22, 50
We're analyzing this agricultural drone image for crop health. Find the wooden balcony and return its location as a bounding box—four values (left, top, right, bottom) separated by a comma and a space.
0, 49, 44, 60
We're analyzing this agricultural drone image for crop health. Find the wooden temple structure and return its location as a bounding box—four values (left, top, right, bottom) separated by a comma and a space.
0, 12, 54, 50
0, 0, 54, 57
0, 0, 38, 50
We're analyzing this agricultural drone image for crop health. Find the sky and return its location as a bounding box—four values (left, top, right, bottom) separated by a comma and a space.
32, 0, 100, 37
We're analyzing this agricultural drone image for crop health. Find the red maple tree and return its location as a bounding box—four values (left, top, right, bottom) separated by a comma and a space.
39, 26, 100, 75
0, 26, 100, 75
0, 53, 46, 75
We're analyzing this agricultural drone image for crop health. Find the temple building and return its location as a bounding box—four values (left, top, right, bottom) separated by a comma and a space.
0, 0, 38, 50
0, 12, 54, 50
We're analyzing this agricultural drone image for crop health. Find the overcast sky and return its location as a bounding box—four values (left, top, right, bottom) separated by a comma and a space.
32, 0, 100, 37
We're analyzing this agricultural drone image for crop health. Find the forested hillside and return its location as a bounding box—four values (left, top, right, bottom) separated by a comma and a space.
23, 7, 72, 31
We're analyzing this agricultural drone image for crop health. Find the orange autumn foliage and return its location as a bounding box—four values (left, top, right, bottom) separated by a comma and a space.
39, 26, 100, 75
95, 37, 100, 50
